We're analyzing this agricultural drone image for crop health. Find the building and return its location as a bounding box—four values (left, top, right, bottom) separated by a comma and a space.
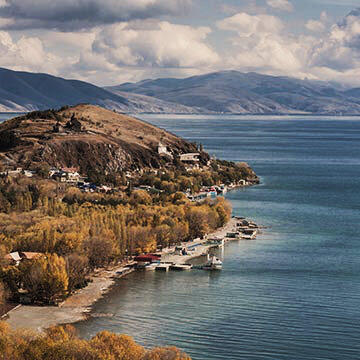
19, 252, 43, 261
52, 168, 80, 183
179, 153, 200, 162
4, 252, 21, 266
4, 251, 43, 265
23, 170, 36, 178
157, 142, 173, 158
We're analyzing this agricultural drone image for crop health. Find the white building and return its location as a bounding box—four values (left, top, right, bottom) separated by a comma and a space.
179, 153, 200, 162
158, 142, 173, 158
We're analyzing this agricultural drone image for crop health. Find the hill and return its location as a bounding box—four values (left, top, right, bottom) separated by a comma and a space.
0, 104, 200, 177
107, 71, 360, 115
0, 68, 196, 114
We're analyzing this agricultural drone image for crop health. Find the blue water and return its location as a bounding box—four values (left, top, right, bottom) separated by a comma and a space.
2, 113, 360, 359
80, 115, 360, 360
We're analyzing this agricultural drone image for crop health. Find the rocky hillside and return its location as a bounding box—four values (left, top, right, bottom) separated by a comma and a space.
0, 104, 200, 176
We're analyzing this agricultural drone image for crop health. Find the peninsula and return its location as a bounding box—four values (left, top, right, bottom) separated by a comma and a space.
0, 105, 258, 335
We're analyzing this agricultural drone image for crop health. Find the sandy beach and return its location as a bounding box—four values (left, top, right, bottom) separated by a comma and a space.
5, 218, 238, 331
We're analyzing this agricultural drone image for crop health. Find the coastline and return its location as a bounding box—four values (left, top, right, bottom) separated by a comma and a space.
5, 217, 239, 332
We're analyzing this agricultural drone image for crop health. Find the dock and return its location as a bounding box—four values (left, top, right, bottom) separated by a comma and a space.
134, 217, 261, 272
156, 263, 171, 271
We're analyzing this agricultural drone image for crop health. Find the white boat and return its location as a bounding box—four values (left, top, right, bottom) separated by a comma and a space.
203, 255, 223, 270
170, 264, 193, 271
144, 263, 158, 271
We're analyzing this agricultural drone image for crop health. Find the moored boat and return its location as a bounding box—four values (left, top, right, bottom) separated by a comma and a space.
203, 255, 223, 270
170, 264, 193, 271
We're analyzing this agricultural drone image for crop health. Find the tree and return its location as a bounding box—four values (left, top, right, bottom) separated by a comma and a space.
20, 254, 69, 304
65, 254, 89, 293
144, 347, 191, 360
130, 190, 152, 206
185, 207, 210, 239
83, 231, 118, 269
90, 332, 145, 360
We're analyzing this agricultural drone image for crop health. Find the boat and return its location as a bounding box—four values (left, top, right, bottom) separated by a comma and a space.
144, 263, 158, 271
170, 264, 193, 271
203, 255, 222, 270
240, 229, 257, 240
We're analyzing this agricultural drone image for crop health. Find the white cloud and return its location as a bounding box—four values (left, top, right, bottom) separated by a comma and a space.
309, 11, 360, 71
89, 21, 219, 69
306, 11, 329, 33
266, 0, 293, 12
0, 31, 61, 73
217, 12, 284, 35
306, 20, 326, 32
217, 13, 308, 75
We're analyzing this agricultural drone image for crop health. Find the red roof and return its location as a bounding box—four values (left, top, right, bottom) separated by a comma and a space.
20, 252, 43, 260
134, 254, 161, 262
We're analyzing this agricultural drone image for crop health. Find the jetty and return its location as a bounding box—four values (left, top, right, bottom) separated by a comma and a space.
132, 216, 261, 272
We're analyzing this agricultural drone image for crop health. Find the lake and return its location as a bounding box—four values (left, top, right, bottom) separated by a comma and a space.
2, 113, 360, 360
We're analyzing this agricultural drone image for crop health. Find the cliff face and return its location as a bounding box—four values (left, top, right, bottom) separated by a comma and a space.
0, 104, 199, 174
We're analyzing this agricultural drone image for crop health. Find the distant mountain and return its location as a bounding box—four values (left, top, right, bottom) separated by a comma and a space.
107, 71, 360, 115
2, 67, 360, 115
0, 68, 196, 113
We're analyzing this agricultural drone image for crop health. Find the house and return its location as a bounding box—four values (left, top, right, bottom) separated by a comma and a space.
157, 142, 173, 158
4, 251, 43, 265
6, 167, 23, 176
49, 168, 60, 178
4, 252, 21, 266
179, 153, 200, 162
23, 170, 36, 178
52, 168, 80, 183
19, 252, 43, 261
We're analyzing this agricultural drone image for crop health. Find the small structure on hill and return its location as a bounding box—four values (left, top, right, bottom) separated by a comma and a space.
4, 251, 43, 266
65, 114, 82, 132
180, 153, 200, 162
19, 252, 43, 261
52, 167, 80, 183
180, 153, 200, 169
157, 142, 173, 158
52, 122, 65, 133
4, 252, 22, 266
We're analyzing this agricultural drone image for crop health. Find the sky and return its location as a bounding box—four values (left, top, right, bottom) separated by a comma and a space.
0, 0, 359, 86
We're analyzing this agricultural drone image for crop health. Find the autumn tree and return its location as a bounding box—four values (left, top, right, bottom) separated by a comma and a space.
65, 253, 90, 293
20, 253, 69, 304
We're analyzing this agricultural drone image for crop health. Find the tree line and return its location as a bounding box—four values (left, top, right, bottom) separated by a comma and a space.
0, 322, 191, 360
0, 176, 231, 305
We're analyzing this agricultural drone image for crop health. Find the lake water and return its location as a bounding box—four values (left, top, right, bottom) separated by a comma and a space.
2, 113, 360, 359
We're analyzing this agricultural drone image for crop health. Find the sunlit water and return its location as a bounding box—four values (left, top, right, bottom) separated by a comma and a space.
2, 113, 360, 360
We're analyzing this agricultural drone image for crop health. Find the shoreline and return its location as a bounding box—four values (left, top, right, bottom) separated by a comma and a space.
5, 217, 240, 332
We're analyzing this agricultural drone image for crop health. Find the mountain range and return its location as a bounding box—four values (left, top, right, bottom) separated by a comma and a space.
2, 67, 360, 115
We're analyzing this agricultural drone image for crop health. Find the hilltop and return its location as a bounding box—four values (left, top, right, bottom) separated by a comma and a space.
0, 104, 200, 178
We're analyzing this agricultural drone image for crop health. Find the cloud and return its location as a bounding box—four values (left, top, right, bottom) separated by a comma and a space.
306, 11, 329, 32
217, 12, 284, 35
306, 20, 326, 32
309, 10, 360, 71
215, 9, 360, 86
266, 0, 293, 12
0, 31, 62, 73
88, 21, 219, 68
0, 0, 192, 30
217, 13, 308, 75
